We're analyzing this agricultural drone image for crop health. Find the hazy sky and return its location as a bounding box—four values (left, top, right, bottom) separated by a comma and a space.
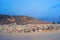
0, 0, 60, 18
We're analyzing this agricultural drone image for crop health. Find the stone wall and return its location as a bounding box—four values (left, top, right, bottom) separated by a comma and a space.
0, 24, 59, 33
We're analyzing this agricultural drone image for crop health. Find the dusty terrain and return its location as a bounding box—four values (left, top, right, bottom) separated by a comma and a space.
0, 32, 60, 40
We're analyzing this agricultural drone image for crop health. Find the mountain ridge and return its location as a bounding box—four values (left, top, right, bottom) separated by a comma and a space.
0, 14, 52, 25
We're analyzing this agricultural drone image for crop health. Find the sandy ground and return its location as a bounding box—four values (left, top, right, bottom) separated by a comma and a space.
0, 32, 60, 40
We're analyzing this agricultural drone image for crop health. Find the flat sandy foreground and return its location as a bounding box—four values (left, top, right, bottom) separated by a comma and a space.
0, 31, 60, 40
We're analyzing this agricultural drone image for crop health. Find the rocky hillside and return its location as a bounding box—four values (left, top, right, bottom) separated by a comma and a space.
0, 14, 52, 25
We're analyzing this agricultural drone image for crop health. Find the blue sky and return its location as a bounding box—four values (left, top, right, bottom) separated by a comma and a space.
0, 0, 60, 18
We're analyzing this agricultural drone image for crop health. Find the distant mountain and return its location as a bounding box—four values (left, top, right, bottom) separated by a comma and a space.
0, 14, 51, 25
38, 17, 60, 24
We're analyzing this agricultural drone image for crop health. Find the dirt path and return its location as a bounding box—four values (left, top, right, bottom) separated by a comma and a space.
0, 32, 60, 40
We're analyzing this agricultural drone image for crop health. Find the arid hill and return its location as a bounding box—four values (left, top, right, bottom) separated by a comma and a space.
0, 14, 52, 25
